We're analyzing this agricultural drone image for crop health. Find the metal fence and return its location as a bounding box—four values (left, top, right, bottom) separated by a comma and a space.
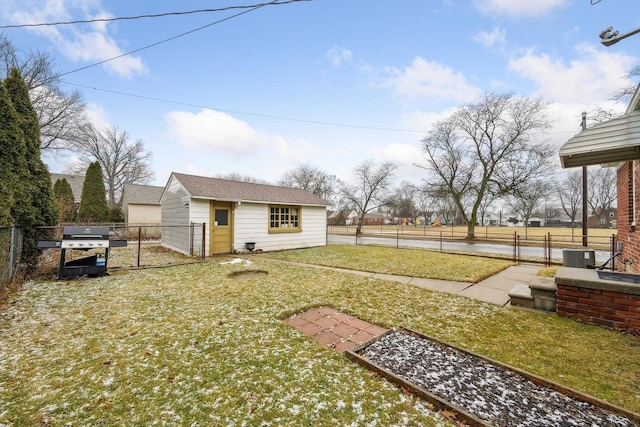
0, 226, 23, 286
36, 223, 206, 277
328, 225, 617, 268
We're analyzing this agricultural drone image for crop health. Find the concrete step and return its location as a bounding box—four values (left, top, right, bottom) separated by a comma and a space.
509, 284, 534, 309
534, 294, 556, 312
529, 276, 557, 312
529, 276, 556, 293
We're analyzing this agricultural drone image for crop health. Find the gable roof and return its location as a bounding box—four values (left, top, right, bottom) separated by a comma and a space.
559, 83, 640, 168
50, 173, 85, 203
169, 172, 331, 206
122, 183, 163, 205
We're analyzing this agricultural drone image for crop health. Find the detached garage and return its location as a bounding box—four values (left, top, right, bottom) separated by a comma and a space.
160, 172, 332, 256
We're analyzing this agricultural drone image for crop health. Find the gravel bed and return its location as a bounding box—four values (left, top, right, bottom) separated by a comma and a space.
360, 331, 637, 427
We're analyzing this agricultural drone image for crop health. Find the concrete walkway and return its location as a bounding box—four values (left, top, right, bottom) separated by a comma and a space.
250, 257, 543, 306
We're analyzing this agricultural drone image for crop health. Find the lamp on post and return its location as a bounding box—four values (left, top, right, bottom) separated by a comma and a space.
600, 25, 640, 47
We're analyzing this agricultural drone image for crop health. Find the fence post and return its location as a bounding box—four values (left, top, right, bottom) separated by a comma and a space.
201, 222, 206, 258
396, 230, 399, 249
513, 232, 517, 262
611, 234, 616, 271
440, 230, 443, 252
189, 222, 194, 256
8, 225, 16, 281
137, 227, 142, 267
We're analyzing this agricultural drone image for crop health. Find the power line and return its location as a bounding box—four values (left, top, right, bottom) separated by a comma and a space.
64, 81, 429, 134
50, 0, 306, 78
0, 1, 309, 29
63, 81, 578, 135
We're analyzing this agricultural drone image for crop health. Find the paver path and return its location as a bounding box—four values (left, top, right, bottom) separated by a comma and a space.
284, 307, 388, 353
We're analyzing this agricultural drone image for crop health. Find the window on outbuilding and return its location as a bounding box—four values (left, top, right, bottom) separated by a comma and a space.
269, 205, 301, 232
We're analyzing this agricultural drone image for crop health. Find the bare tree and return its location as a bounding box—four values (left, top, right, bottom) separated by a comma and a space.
340, 159, 397, 235
0, 35, 90, 152
588, 166, 617, 213
557, 170, 583, 228
278, 163, 339, 203
417, 92, 554, 239
414, 185, 435, 225
67, 125, 153, 207
507, 179, 549, 237
430, 188, 458, 225
478, 193, 497, 227
387, 181, 417, 223
215, 172, 270, 184
612, 65, 640, 104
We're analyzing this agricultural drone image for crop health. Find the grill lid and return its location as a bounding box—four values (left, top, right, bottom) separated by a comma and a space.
62, 226, 110, 241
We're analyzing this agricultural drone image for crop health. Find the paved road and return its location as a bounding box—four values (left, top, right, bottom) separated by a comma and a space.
327, 234, 612, 265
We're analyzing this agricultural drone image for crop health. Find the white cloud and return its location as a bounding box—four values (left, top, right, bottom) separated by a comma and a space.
326, 46, 353, 67
400, 108, 458, 132
385, 57, 481, 103
508, 43, 637, 104
4, 0, 146, 78
473, 0, 568, 17
164, 109, 314, 165
84, 103, 110, 129
164, 109, 268, 157
375, 143, 423, 168
473, 27, 506, 48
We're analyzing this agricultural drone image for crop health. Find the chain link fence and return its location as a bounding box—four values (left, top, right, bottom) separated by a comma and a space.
328, 225, 617, 267
35, 223, 206, 277
0, 226, 23, 287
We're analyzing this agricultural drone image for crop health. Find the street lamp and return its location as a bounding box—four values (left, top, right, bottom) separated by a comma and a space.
600, 25, 640, 46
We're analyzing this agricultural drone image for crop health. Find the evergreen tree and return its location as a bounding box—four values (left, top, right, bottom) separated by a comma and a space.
0, 79, 28, 227
53, 178, 76, 223
0, 81, 24, 225
4, 69, 57, 256
78, 162, 109, 223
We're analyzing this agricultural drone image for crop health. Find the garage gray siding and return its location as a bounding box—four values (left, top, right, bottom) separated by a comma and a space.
160, 175, 192, 255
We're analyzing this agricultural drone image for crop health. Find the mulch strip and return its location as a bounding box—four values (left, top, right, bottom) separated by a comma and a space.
346, 327, 640, 427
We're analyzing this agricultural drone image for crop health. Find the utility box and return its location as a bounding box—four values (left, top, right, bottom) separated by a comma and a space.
562, 249, 595, 269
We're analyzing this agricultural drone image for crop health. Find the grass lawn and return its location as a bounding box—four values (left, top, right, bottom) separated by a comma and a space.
0, 250, 638, 425
260, 244, 515, 282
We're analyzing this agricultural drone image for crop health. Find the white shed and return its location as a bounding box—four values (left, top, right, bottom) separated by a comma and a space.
160, 172, 331, 255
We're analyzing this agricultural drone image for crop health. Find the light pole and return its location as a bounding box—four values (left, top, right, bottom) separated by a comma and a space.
600, 25, 640, 47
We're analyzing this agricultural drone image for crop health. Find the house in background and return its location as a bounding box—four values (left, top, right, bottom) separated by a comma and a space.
121, 183, 164, 225
50, 173, 84, 204
160, 172, 331, 256
587, 207, 617, 229
560, 83, 640, 272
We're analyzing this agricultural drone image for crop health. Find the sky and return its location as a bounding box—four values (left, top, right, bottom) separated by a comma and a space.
2, 0, 640, 189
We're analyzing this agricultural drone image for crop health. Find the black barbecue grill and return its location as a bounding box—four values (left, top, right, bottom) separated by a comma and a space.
38, 226, 127, 279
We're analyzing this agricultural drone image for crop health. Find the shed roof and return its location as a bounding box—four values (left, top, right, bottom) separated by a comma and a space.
50, 173, 84, 203
559, 83, 640, 168
122, 183, 164, 205
170, 172, 332, 206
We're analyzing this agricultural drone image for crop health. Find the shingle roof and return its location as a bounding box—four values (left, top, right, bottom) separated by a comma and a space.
171, 172, 332, 206
50, 173, 85, 203
122, 184, 164, 205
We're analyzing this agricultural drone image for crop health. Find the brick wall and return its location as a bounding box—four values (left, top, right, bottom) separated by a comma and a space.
616, 161, 640, 273
556, 284, 640, 335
